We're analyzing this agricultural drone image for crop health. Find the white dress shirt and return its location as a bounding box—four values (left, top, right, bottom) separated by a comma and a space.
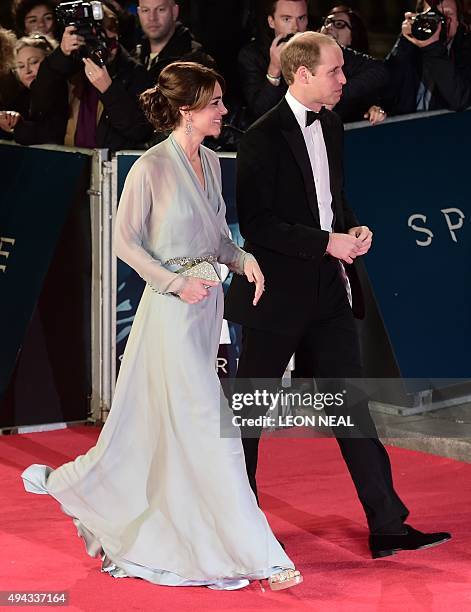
285, 90, 352, 306
285, 90, 333, 232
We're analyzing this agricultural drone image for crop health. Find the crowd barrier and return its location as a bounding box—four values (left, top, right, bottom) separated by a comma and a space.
1, 109, 470, 429
0, 143, 109, 428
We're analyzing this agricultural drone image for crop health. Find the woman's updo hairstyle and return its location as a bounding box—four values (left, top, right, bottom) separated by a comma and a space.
140, 61, 225, 132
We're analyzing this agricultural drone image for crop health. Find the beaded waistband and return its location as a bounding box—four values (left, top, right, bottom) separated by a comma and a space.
164, 255, 218, 267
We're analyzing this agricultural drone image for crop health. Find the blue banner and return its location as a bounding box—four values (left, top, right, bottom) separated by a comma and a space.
344, 111, 471, 378
115, 111, 471, 383
0, 143, 92, 427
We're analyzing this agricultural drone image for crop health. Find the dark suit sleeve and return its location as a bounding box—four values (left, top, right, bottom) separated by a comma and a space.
238, 44, 285, 120
13, 62, 68, 145
340, 189, 359, 231
31, 48, 79, 116
386, 34, 417, 63
421, 38, 471, 111
384, 35, 420, 115
236, 127, 330, 260
335, 49, 389, 115
13, 114, 67, 145
339, 188, 359, 231
99, 63, 152, 143
336, 118, 359, 231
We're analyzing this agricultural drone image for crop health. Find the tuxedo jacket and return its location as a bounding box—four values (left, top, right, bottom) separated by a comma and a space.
224, 98, 365, 336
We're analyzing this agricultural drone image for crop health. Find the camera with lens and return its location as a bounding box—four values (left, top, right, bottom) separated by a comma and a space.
56, 0, 109, 66
411, 5, 447, 42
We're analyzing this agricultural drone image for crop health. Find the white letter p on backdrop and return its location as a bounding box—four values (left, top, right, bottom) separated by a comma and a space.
441, 208, 465, 243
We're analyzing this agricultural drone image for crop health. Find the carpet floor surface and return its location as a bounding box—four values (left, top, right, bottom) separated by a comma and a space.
1, 426, 469, 611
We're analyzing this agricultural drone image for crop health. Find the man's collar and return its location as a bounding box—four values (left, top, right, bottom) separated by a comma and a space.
305, 107, 327, 126
285, 90, 325, 129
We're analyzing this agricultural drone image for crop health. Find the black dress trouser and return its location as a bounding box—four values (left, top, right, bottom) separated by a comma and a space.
235, 257, 409, 533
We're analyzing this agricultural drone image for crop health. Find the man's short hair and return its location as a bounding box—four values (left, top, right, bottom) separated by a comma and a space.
281, 31, 336, 85
266, 0, 307, 18
138, 0, 176, 5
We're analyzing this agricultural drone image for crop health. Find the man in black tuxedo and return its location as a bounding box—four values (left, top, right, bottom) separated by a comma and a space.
225, 31, 450, 558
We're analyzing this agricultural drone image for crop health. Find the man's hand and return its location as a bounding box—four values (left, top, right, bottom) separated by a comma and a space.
267, 34, 286, 79
0, 111, 21, 132
244, 257, 265, 306
176, 277, 219, 304
402, 12, 442, 47
61, 25, 85, 56
364, 105, 387, 125
83, 57, 112, 93
326, 231, 367, 264
348, 225, 373, 256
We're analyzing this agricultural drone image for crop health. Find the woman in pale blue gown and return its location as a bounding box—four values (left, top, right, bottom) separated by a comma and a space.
22, 62, 303, 591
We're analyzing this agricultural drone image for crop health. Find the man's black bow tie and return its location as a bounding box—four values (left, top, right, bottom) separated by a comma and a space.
305, 107, 327, 127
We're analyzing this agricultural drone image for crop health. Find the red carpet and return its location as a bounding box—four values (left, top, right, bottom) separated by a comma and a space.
1, 426, 469, 611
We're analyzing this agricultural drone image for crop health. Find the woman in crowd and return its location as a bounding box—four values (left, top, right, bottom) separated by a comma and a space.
320, 5, 388, 124
22, 61, 303, 592
0, 33, 68, 144
12, 0, 57, 38
320, 4, 370, 53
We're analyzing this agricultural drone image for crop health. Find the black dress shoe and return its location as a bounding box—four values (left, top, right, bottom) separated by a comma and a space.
369, 524, 451, 559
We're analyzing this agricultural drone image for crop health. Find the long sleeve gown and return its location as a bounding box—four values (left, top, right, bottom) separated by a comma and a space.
21, 134, 293, 590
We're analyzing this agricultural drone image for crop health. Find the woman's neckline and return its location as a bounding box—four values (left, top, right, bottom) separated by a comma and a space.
171, 132, 202, 165
170, 133, 207, 193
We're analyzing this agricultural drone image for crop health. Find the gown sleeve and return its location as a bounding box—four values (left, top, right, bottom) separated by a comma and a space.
218, 220, 255, 275
207, 150, 255, 276
113, 156, 185, 294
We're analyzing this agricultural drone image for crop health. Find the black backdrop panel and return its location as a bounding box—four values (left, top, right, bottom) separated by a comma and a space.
0, 144, 92, 428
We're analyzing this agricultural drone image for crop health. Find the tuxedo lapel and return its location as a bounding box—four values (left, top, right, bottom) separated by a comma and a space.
320, 113, 341, 227
278, 100, 320, 224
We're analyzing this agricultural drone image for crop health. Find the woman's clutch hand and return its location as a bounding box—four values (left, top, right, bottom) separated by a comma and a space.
176, 277, 219, 304
244, 257, 265, 306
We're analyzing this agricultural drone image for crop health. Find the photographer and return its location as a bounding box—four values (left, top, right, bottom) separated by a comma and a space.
238, 0, 308, 123
386, 0, 471, 114
238, 0, 389, 125
34, 2, 153, 150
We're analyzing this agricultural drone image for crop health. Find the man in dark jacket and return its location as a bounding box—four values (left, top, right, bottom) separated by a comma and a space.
134, 0, 214, 85
33, 6, 153, 151
225, 31, 451, 559
386, 0, 471, 114
238, 0, 389, 124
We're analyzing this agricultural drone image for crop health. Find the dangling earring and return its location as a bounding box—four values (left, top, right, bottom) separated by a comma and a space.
185, 114, 192, 136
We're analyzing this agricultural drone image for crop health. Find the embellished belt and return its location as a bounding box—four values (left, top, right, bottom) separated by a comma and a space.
147, 255, 220, 295
166, 255, 220, 282
164, 255, 218, 267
